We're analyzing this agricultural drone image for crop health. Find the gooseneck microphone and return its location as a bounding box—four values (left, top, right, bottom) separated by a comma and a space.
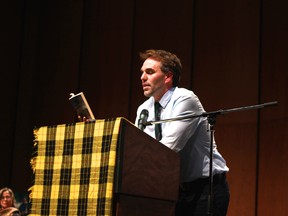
138, 109, 149, 131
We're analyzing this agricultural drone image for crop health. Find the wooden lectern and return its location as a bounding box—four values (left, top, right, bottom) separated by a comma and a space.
30, 118, 180, 216
113, 118, 180, 216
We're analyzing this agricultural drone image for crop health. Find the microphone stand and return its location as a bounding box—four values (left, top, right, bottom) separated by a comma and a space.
145, 101, 277, 216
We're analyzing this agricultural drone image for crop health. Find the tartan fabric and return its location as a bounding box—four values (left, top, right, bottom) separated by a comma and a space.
29, 118, 122, 216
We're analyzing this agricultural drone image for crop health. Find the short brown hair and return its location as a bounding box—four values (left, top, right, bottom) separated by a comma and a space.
139, 49, 182, 86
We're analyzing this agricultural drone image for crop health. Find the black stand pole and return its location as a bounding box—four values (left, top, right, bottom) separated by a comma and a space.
207, 114, 216, 216
145, 101, 278, 215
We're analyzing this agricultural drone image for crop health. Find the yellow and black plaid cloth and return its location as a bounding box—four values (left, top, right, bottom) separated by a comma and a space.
29, 118, 122, 216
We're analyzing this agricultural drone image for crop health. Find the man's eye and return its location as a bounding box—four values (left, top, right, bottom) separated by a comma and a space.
146, 69, 155, 74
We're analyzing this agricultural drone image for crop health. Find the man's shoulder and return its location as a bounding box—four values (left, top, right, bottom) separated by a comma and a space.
172, 87, 205, 111
173, 87, 196, 98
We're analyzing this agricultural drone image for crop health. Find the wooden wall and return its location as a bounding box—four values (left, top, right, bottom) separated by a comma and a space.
0, 0, 287, 215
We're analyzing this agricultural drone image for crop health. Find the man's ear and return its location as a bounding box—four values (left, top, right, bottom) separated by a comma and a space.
165, 71, 173, 84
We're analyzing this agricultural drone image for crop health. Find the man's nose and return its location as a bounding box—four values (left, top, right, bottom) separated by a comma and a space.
141, 72, 147, 80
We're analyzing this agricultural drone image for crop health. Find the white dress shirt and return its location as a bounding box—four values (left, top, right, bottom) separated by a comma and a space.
135, 87, 229, 182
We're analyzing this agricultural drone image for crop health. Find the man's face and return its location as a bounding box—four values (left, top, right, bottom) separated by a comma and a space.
140, 58, 171, 101
0, 191, 13, 209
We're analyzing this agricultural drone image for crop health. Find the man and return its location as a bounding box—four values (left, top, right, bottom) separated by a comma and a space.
135, 49, 230, 216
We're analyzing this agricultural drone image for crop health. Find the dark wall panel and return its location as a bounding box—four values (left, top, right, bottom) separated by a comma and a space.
0, 0, 25, 188
78, 0, 135, 120
258, 0, 288, 215
192, 1, 260, 215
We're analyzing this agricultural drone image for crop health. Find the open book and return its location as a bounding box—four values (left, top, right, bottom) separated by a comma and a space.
69, 92, 95, 120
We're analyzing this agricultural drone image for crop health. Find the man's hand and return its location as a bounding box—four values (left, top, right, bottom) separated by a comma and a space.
78, 115, 95, 122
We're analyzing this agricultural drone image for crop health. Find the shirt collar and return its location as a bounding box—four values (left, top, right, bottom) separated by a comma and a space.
157, 87, 176, 109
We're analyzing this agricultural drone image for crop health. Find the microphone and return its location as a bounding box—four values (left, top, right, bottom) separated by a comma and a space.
138, 109, 149, 131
